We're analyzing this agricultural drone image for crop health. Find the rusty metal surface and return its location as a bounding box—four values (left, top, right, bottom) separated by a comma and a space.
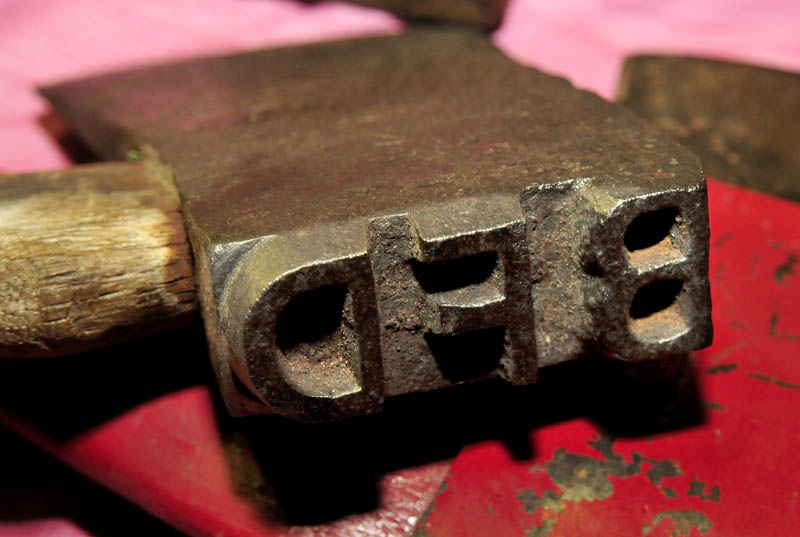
411, 178, 800, 537
43, 28, 712, 421
618, 55, 800, 203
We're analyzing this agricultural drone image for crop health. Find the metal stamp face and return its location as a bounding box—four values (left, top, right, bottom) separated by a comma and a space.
43, 28, 712, 421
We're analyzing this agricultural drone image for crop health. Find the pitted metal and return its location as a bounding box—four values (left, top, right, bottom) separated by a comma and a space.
43, 28, 713, 421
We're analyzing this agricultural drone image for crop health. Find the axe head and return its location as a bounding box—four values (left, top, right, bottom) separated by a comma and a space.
42, 28, 712, 421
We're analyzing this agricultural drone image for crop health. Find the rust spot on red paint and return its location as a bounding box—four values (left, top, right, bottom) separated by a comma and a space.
518, 489, 565, 513
708, 340, 751, 362
706, 363, 737, 374
712, 232, 733, 248
748, 372, 800, 391
645, 457, 681, 487
773, 253, 797, 283
688, 477, 721, 502
642, 510, 713, 536
769, 311, 800, 341
525, 518, 556, 537
515, 434, 726, 535
663, 487, 679, 498
517, 434, 689, 526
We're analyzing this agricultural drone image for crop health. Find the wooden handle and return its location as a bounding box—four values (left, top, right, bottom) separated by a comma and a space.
0, 161, 198, 357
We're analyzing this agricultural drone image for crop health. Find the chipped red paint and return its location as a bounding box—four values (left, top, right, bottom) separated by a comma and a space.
0, 182, 797, 537
416, 179, 800, 537
0, 387, 450, 537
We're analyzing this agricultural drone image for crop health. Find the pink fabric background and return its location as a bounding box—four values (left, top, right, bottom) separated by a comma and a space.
0, 1, 798, 535
2, 0, 799, 173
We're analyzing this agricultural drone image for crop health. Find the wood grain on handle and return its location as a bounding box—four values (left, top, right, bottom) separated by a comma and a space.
0, 160, 198, 357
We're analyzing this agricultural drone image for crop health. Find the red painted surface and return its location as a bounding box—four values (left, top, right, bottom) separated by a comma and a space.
1, 385, 450, 537
418, 179, 800, 537
2, 181, 797, 537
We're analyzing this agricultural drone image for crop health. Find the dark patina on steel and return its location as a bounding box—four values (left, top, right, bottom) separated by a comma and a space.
619, 55, 800, 203
43, 28, 712, 421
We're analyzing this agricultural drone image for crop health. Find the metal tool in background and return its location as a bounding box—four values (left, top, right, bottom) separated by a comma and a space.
2, 28, 712, 421
619, 55, 800, 203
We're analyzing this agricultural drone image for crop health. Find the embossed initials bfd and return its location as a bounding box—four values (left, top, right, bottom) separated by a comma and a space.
219, 186, 710, 422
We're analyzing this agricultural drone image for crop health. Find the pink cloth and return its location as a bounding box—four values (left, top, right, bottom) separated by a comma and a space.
0, 520, 93, 537
0, 0, 401, 172
2, 0, 800, 173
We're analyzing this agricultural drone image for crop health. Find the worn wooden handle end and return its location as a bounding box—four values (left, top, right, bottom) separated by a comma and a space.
0, 161, 198, 357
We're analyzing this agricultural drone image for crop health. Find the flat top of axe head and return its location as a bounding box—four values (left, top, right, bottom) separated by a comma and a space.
41, 28, 712, 421
43, 27, 701, 246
